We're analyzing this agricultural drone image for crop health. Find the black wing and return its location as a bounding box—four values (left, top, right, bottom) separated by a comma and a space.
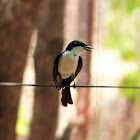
53, 54, 62, 88
75, 56, 83, 78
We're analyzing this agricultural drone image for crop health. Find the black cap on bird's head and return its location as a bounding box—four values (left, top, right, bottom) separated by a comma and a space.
65, 40, 93, 52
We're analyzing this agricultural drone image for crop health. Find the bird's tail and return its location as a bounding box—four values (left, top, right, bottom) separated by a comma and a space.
61, 87, 73, 107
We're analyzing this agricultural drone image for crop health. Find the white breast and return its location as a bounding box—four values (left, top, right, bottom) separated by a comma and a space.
58, 51, 79, 79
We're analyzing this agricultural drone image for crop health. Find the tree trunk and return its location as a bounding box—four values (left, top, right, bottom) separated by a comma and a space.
28, 0, 65, 140
76, 0, 94, 140
0, 0, 42, 139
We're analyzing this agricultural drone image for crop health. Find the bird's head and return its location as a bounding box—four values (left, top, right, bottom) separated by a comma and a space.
65, 40, 93, 56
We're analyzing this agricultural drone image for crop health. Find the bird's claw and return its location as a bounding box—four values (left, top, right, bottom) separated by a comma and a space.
55, 84, 58, 88
55, 84, 61, 90
73, 83, 76, 89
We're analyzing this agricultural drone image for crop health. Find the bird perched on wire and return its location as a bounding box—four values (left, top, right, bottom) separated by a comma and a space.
53, 40, 93, 107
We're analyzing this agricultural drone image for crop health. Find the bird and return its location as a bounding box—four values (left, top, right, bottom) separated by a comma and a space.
53, 40, 93, 107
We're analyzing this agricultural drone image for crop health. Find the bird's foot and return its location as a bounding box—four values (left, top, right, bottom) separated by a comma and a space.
73, 82, 76, 89
55, 84, 61, 90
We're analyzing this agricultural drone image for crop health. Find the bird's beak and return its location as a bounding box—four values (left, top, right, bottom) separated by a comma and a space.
84, 46, 94, 52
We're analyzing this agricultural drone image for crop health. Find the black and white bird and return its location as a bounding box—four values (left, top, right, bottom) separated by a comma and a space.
53, 40, 93, 107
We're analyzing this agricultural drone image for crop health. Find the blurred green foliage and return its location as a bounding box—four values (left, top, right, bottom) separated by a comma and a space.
120, 72, 137, 102
104, 0, 140, 61
107, 0, 140, 13
120, 70, 140, 103
104, 0, 140, 102
132, 127, 140, 140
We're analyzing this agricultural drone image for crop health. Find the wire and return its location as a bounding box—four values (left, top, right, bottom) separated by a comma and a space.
0, 82, 140, 89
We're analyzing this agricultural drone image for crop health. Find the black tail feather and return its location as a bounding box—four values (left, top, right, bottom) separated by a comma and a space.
61, 87, 73, 107
61, 88, 67, 107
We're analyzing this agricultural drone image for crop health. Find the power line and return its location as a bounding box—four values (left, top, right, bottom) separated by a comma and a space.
0, 82, 140, 89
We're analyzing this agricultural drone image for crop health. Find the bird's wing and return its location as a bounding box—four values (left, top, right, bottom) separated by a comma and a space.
75, 56, 83, 78
53, 54, 62, 87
